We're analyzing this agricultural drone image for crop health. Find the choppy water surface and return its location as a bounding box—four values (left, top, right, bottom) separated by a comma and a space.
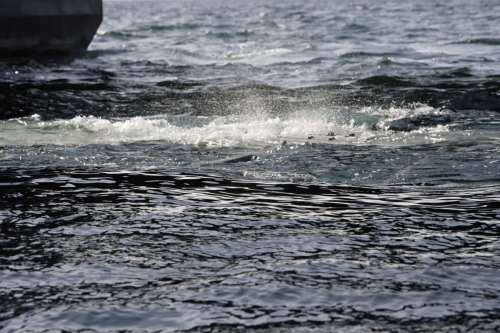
1, 0, 500, 332
2, 168, 500, 332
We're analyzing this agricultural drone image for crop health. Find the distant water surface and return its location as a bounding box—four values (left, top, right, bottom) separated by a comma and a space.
1, 0, 500, 332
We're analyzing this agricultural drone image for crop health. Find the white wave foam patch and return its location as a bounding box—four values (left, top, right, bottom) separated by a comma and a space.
0, 112, 373, 147
1, 104, 460, 147
219, 47, 291, 60
39, 116, 200, 145
56, 114, 345, 146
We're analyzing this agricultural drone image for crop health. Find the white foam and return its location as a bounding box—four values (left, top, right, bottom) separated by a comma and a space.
219, 47, 291, 60
0, 106, 455, 147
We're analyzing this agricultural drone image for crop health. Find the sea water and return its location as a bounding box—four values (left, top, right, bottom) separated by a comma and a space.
1, 0, 500, 332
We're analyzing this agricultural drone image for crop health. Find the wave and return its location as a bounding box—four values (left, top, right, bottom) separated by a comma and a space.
355, 75, 415, 88
1, 74, 499, 121
339, 51, 398, 59
453, 38, 500, 46
0, 103, 472, 148
217, 48, 292, 60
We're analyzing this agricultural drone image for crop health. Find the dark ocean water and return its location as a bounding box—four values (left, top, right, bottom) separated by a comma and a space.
1, 0, 500, 332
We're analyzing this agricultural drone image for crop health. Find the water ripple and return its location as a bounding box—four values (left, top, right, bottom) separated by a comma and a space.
1, 168, 499, 332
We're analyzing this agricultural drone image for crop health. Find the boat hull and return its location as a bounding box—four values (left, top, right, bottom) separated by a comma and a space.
0, 0, 102, 57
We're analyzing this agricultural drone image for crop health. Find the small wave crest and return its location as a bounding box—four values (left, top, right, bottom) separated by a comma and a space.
453, 38, 500, 46
0, 104, 462, 147
35, 111, 363, 147
218, 47, 292, 61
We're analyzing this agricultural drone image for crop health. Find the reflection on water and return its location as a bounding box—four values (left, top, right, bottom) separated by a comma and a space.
1, 168, 499, 332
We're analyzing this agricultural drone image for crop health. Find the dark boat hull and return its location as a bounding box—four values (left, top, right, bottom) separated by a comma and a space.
0, 0, 102, 57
